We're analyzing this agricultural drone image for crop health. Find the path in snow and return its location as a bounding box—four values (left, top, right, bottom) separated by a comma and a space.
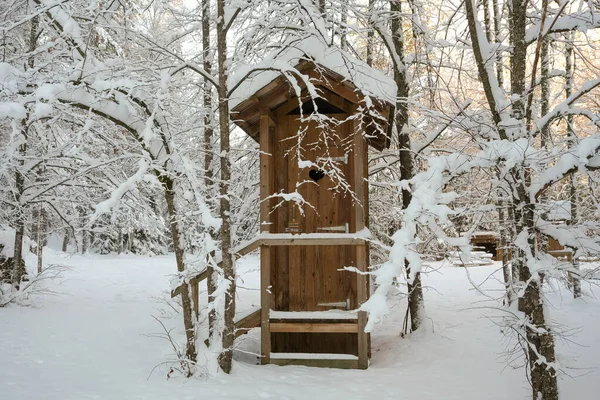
1, 249, 598, 399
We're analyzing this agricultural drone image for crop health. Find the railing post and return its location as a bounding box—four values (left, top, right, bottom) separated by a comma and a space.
356, 243, 368, 369
260, 244, 271, 364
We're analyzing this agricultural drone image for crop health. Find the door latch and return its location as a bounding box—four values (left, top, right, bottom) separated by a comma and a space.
316, 154, 348, 164
317, 298, 350, 310
317, 223, 349, 233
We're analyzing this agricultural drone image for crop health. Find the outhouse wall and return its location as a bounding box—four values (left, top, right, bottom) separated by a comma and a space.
260, 97, 369, 355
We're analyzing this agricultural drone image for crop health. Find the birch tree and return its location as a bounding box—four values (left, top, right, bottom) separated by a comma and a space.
464, 1, 600, 398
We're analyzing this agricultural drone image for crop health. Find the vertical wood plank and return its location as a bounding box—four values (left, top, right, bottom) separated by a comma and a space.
362, 116, 370, 329
357, 310, 368, 369
362, 116, 370, 228
192, 281, 199, 318
260, 111, 272, 364
259, 112, 272, 234
305, 122, 317, 311
276, 118, 289, 310
356, 243, 369, 367
356, 244, 368, 306
260, 244, 271, 364
271, 114, 287, 353
352, 106, 366, 233
353, 109, 370, 362
348, 116, 357, 234
287, 116, 301, 311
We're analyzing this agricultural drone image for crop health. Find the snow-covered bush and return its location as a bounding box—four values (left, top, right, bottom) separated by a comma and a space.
0, 228, 30, 285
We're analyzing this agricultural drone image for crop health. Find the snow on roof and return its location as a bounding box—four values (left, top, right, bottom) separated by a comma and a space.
470, 231, 498, 237
542, 201, 572, 221
228, 37, 397, 109
458, 231, 498, 238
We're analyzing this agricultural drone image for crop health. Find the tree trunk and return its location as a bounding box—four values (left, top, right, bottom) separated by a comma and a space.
202, 0, 218, 346
217, 0, 235, 374
163, 177, 197, 372
10, 5, 40, 288
540, 37, 550, 149
482, 0, 492, 42
36, 205, 44, 274
318, 0, 325, 15
509, 204, 519, 284
117, 229, 123, 254
366, 0, 375, 67
510, 0, 559, 391
565, 33, 581, 298
511, 0, 559, 394
538, 36, 551, 264
11, 122, 27, 288
340, 1, 347, 50
82, 230, 88, 254
464, 1, 560, 398
12, 220, 26, 287
390, 0, 424, 332
508, 0, 526, 121
517, 205, 558, 400
569, 173, 581, 298
61, 231, 69, 252
497, 193, 514, 305
492, 0, 503, 87
492, 0, 511, 304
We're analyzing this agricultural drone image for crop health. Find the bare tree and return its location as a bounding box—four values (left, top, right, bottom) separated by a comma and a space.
464, 1, 600, 398
216, 0, 235, 374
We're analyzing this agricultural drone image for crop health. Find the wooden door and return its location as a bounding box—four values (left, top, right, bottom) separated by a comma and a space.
284, 115, 357, 311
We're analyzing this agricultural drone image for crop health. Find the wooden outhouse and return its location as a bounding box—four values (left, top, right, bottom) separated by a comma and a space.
462, 202, 575, 263
230, 56, 395, 368
544, 201, 573, 260
469, 231, 499, 259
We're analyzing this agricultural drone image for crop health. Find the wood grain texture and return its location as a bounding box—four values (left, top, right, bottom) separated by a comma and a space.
270, 322, 358, 333
357, 311, 369, 369
254, 92, 373, 365
270, 358, 359, 369
260, 112, 273, 233
270, 332, 358, 356
235, 309, 261, 338
260, 245, 271, 364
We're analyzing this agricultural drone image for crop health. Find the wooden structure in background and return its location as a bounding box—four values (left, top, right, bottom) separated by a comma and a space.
469, 232, 499, 260
545, 201, 573, 261
547, 236, 572, 261
472, 233, 570, 262
470, 200, 574, 263
230, 60, 393, 369
469, 237, 571, 262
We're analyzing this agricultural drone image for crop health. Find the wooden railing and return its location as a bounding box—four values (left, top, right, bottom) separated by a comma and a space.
171, 232, 368, 298
170, 232, 370, 368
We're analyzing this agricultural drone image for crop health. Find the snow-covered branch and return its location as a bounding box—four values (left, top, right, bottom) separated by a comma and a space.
525, 9, 600, 45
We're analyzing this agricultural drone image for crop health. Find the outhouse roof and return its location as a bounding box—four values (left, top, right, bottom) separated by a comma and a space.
229, 38, 397, 151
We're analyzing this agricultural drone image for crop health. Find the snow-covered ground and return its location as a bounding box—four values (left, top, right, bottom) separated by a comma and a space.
1, 249, 599, 399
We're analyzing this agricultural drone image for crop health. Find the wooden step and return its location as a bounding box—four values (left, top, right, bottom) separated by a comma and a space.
235, 308, 261, 337
269, 310, 358, 321
270, 352, 360, 369
270, 322, 358, 333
